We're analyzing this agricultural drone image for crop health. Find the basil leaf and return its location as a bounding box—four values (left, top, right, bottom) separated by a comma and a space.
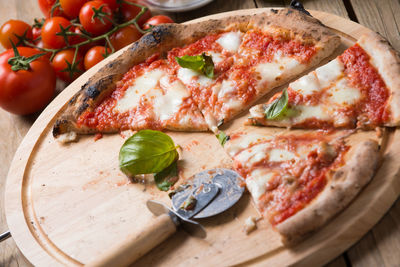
119, 130, 179, 177
154, 161, 178, 191
264, 89, 288, 119
202, 53, 214, 78
175, 53, 214, 78
216, 131, 229, 146
175, 55, 205, 71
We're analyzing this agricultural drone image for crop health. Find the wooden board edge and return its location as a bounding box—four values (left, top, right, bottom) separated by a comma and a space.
3, 8, 397, 267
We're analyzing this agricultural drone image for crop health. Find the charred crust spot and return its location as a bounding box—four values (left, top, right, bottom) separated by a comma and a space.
68, 94, 78, 105
85, 84, 101, 100
76, 103, 89, 116
271, 9, 278, 14
333, 170, 344, 180
53, 119, 68, 137
289, 1, 312, 16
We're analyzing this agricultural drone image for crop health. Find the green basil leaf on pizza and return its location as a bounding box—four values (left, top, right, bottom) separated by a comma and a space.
119, 130, 179, 177
175, 53, 214, 78
264, 89, 288, 119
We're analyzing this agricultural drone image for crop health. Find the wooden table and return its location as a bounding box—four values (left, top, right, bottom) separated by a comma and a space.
0, 0, 399, 266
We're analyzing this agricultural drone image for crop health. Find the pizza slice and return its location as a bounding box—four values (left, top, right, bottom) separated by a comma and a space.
171, 10, 340, 132
53, 8, 340, 141
247, 32, 400, 129
224, 128, 380, 243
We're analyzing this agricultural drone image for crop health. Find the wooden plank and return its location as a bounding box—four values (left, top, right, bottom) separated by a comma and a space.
348, 199, 400, 267
256, 0, 349, 18
172, 0, 256, 23
350, 0, 400, 51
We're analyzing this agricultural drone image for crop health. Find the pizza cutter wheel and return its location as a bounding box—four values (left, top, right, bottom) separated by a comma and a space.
87, 168, 244, 267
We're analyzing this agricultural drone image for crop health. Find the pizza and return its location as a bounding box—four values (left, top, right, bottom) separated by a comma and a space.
224, 128, 380, 243
53, 8, 340, 141
247, 32, 400, 129
50, 6, 400, 246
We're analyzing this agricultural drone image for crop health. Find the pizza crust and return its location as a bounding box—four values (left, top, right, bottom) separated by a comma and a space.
357, 32, 400, 127
53, 8, 340, 139
276, 139, 380, 244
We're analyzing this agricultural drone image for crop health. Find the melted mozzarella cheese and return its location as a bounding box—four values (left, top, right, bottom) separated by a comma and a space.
315, 59, 344, 88
208, 51, 224, 64
246, 170, 276, 201
327, 78, 361, 106
216, 32, 242, 52
177, 67, 213, 87
177, 68, 197, 84
290, 72, 321, 96
153, 77, 189, 121
294, 105, 330, 122
226, 134, 272, 157
115, 69, 165, 112
235, 143, 270, 165
255, 54, 303, 87
217, 80, 236, 98
268, 149, 296, 162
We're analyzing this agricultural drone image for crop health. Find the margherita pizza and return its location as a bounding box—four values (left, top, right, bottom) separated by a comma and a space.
247, 32, 400, 129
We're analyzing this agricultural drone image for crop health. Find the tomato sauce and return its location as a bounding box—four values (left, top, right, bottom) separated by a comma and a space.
240, 30, 317, 65
339, 44, 390, 125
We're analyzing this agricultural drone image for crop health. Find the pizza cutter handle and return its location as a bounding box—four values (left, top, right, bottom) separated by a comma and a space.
86, 213, 177, 267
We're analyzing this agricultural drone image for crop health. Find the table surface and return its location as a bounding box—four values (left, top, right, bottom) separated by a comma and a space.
1, 0, 399, 266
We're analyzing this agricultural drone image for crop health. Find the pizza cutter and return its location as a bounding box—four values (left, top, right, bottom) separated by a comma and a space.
87, 168, 244, 267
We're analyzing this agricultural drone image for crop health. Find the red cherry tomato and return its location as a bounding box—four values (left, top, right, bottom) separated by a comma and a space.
79, 1, 113, 36
41, 17, 72, 49
38, 0, 65, 18
32, 18, 45, 41
143, 15, 174, 30
120, 0, 151, 27
100, 0, 118, 11
84, 46, 110, 70
0, 47, 56, 115
60, 0, 88, 18
110, 25, 142, 51
0, 20, 33, 49
51, 49, 84, 82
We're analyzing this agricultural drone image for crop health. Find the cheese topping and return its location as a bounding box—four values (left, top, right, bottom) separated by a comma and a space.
115, 69, 165, 112
327, 78, 361, 106
315, 58, 344, 88
216, 31, 242, 52
290, 72, 321, 96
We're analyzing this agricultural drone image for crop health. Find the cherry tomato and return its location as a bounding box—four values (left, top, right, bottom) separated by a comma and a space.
32, 18, 45, 41
60, 0, 88, 18
38, 0, 65, 18
120, 0, 151, 27
84, 46, 110, 70
41, 17, 72, 49
0, 47, 56, 115
79, 1, 113, 36
51, 49, 84, 82
0, 20, 33, 49
100, 0, 118, 11
110, 25, 142, 51
143, 15, 174, 30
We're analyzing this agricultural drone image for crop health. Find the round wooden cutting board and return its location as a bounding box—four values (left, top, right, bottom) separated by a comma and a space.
5, 8, 400, 267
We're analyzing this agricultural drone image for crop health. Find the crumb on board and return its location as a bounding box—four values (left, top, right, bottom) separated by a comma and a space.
244, 216, 260, 234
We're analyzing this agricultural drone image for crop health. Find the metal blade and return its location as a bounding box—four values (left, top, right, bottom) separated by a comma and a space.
172, 168, 244, 219
172, 182, 220, 219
